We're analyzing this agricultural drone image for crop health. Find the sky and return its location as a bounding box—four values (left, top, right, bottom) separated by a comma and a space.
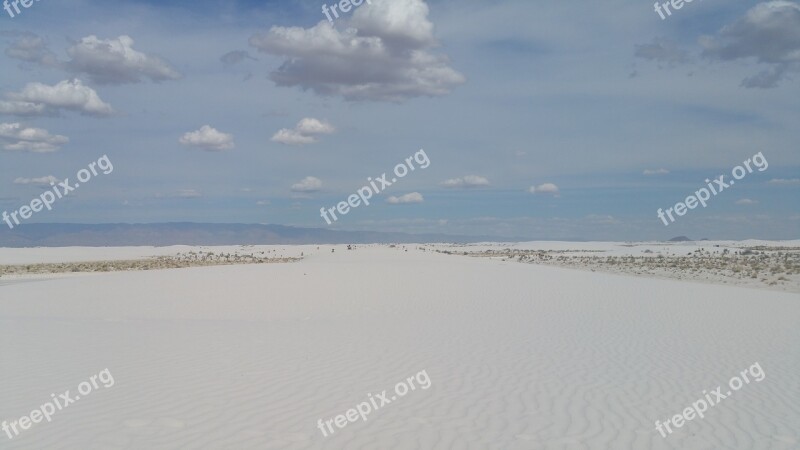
0, 0, 798, 240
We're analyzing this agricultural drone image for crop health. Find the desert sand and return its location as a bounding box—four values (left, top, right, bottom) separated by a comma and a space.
0, 242, 798, 449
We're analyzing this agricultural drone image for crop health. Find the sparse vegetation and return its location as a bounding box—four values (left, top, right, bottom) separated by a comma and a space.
427, 245, 800, 293
0, 250, 300, 278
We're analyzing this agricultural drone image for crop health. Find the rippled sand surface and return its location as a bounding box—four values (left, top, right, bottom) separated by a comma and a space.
1, 244, 798, 449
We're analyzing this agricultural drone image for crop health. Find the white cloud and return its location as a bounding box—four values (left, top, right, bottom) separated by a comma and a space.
528, 183, 560, 195
0, 101, 47, 116
295, 118, 336, 135
350, 0, 435, 47
66, 35, 181, 85
0, 122, 68, 152
643, 168, 670, 175
13, 175, 59, 185
179, 125, 235, 151
700, 1, 800, 88
291, 176, 322, 192
736, 198, 758, 205
271, 129, 317, 145
2, 33, 181, 85
387, 192, 424, 204
271, 118, 335, 145
2, 79, 113, 117
635, 38, 690, 66
220, 50, 256, 67
3, 32, 59, 67
248, 0, 465, 102
3, 142, 63, 152
440, 175, 490, 188
768, 178, 800, 185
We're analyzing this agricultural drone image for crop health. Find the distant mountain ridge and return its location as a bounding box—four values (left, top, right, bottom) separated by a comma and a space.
0, 223, 531, 247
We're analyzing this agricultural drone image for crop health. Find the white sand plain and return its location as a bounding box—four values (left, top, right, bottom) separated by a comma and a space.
0, 242, 798, 449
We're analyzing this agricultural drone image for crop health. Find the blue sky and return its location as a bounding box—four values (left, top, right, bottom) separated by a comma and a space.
0, 0, 798, 240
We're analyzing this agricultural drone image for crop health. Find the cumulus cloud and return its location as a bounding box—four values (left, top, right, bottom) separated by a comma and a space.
643, 168, 670, 175
0, 122, 68, 152
248, 0, 465, 102
0, 101, 46, 116
291, 176, 323, 192
271, 118, 335, 145
440, 175, 490, 188
65, 35, 181, 84
13, 175, 60, 185
179, 125, 235, 151
634, 38, 690, 66
271, 129, 316, 145
220, 50, 256, 67
768, 178, 800, 185
2, 31, 59, 67
2, 33, 181, 85
736, 198, 758, 205
1, 79, 113, 117
387, 192, 424, 204
296, 118, 336, 135
700, 1, 800, 88
528, 183, 560, 195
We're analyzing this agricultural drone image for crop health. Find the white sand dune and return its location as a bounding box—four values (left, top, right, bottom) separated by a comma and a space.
1, 244, 798, 449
